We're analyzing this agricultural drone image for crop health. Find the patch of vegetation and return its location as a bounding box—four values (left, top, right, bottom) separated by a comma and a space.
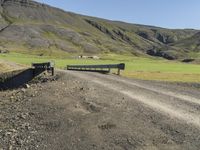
0, 52, 200, 83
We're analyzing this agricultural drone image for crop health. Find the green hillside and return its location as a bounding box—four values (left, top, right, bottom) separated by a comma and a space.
0, 0, 199, 60
171, 32, 200, 58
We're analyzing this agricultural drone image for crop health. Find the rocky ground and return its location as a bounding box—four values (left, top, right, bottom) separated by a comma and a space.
0, 70, 200, 150
0, 74, 59, 149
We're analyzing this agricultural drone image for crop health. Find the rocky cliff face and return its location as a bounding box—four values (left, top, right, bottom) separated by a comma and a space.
0, 0, 199, 59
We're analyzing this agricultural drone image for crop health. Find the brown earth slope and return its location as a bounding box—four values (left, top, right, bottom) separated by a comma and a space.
0, 59, 27, 73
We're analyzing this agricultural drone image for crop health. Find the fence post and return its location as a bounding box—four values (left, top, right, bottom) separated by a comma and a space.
51, 67, 54, 76
117, 68, 120, 75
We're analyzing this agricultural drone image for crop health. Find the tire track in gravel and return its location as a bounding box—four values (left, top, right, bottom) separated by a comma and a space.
62, 70, 200, 128
85, 71, 200, 105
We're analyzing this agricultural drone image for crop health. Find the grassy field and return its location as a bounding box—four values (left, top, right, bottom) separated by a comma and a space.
0, 53, 200, 82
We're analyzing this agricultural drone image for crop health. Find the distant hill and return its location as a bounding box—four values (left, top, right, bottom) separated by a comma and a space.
0, 0, 199, 59
170, 32, 200, 58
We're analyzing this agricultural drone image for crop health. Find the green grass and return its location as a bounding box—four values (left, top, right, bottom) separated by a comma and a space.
0, 52, 200, 82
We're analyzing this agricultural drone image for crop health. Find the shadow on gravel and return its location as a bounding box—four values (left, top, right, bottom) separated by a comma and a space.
0, 68, 45, 90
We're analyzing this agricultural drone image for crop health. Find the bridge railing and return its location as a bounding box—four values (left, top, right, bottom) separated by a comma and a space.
32, 62, 55, 76
66, 63, 125, 75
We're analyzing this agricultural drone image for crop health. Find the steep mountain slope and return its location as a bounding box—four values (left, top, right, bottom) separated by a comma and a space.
171, 32, 200, 58
0, 0, 199, 59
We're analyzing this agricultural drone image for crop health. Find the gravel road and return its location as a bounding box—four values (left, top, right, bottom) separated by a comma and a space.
1, 70, 200, 150
66, 71, 200, 127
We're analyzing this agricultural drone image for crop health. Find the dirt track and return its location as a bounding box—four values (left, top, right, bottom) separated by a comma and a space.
1, 70, 200, 150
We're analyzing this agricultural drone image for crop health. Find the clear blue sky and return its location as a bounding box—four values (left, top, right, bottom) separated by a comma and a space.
37, 0, 200, 29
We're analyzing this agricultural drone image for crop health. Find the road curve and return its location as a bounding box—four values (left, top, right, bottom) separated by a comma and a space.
63, 70, 200, 128
41, 69, 200, 149
1, 69, 200, 150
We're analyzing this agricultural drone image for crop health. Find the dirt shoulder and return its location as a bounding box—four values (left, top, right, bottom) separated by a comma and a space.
0, 70, 200, 150
0, 59, 28, 73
